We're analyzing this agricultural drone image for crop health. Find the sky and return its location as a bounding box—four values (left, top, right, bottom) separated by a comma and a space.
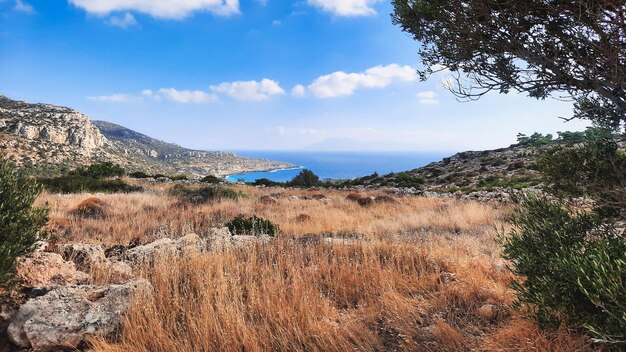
0, 0, 589, 152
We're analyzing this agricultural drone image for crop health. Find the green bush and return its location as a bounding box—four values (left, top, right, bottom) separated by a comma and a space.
251, 178, 284, 187
498, 194, 626, 343
71, 162, 125, 178
200, 175, 223, 184
39, 175, 141, 194
289, 169, 319, 187
0, 159, 49, 285
170, 185, 242, 203
226, 215, 279, 237
168, 174, 188, 181
129, 171, 151, 178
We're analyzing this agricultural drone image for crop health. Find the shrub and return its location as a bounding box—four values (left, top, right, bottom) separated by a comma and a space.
200, 175, 223, 184
0, 159, 49, 285
498, 194, 626, 343
72, 162, 125, 178
170, 185, 242, 204
393, 172, 425, 187
39, 175, 141, 194
252, 178, 283, 187
289, 169, 319, 188
226, 215, 279, 237
169, 174, 188, 181
129, 171, 151, 179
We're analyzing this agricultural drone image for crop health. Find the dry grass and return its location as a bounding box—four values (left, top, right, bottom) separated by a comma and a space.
36, 183, 597, 351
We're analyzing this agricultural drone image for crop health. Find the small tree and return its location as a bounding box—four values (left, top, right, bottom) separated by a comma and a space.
289, 169, 320, 188
0, 159, 48, 285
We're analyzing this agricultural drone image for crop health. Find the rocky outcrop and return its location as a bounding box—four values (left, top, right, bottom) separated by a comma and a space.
15, 252, 89, 288
7, 280, 150, 351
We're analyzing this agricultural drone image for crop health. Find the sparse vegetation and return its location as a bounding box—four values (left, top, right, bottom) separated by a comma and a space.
226, 214, 279, 237
169, 184, 243, 203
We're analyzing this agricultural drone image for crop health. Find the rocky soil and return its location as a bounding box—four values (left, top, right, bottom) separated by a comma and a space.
0, 95, 293, 177
0, 228, 271, 352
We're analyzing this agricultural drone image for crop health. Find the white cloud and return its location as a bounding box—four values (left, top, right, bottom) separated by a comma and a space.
291, 84, 306, 97
272, 19, 281, 25
14, 0, 34, 14
211, 79, 285, 101
87, 94, 136, 103
307, 64, 417, 98
158, 88, 217, 103
416, 91, 439, 106
68, 0, 239, 19
307, 0, 379, 16
108, 13, 138, 28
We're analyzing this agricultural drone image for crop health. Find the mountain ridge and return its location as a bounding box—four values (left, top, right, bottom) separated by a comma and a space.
0, 95, 293, 177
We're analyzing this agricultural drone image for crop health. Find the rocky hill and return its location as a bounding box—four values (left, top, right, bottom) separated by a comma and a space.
0, 95, 292, 177
348, 144, 547, 193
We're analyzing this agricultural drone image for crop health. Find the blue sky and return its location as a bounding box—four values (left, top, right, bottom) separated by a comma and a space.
0, 0, 588, 151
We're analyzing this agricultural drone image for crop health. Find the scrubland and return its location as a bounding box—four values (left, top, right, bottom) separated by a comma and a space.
38, 181, 596, 351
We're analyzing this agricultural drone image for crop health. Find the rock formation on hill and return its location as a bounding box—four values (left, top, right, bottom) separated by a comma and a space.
0, 95, 292, 177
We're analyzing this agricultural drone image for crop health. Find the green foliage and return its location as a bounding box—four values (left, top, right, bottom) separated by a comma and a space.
515, 132, 553, 147
226, 215, 279, 237
39, 176, 140, 194
168, 174, 188, 181
128, 171, 151, 179
289, 169, 319, 188
392, 172, 425, 187
391, 0, 625, 124
71, 162, 125, 178
538, 128, 626, 219
251, 178, 284, 187
0, 159, 49, 285
170, 185, 242, 203
498, 194, 626, 344
38, 163, 140, 194
200, 175, 223, 184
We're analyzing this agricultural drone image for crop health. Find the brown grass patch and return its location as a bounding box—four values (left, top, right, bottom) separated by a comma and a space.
69, 197, 108, 220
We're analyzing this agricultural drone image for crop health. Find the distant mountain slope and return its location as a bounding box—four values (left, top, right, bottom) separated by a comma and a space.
0, 95, 292, 177
350, 144, 546, 192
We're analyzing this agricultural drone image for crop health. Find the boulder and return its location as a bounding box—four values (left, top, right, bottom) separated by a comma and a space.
15, 252, 89, 288
7, 280, 150, 351
58, 244, 107, 272
122, 238, 177, 263
202, 227, 232, 252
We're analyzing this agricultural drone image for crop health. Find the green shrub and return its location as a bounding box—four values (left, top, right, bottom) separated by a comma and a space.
498, 194, 626, 343
289, 169, 319, 187
0, 159, 49, 285
200, 175, 223, 184
226, 215, 279, 237
72, 162, 125, 178
170, 185, 242, 203
168, 174, 188, 181
39, 175, 141, 194
251, 178, 284, 187
129, 171, 151, 178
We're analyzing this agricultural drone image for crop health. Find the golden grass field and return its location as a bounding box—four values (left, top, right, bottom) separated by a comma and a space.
38, 182, 596, 351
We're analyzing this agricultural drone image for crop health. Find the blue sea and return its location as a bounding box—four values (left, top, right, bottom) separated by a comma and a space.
225, 151, 452, 182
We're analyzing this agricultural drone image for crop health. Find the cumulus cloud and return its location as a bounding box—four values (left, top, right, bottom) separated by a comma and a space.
307, 64, 417, 98
291, 84, 306, 97
108, 13, 138, 28
87, 94, 136, 103
211, 79, 285, 101
14, 0, 34, 14
416, 91, 439, 106
68, 0, 239, 19
158, 88, 217, 103
307, 0, 379, 16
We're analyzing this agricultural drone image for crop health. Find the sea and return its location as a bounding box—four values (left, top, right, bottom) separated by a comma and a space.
225, 151, 452, 183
